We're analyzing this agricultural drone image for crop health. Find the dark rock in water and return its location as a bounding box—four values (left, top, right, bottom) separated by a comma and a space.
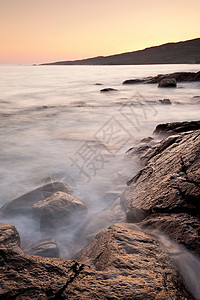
154, 120, 200, 136
32, 191, 87, 230
0, 181, 73, 217
74, 223, 192, 299
95, 83, 103, 85
0, 224, 192, 299
159, 98, 172, 105
100, 88, 118, 92
26, 238, 59, 258
147, 72, 199, 83
139, 213, 200, 256
122, 79, 145, 84
158, 78, 177, 88
194, 71, 200, 81
0, 223, 22, 252
122, 129, 200, 255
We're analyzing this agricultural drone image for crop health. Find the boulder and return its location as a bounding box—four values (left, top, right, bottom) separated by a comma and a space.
100, 88, 118, 92
122, 79, 145, 84
158, 78, 177, 88
0, 223, 21, 252
122, 129, 200, 255
25, 238, 59, 258
147, 72, 199, 83
139, 213, 200, 256
74, 223, 192, 299
194, 71, 200, 81
159, 98, 172, 105
0, 223, 192, 299
154, 120, 200, 136
32, 191, 87, 230
0, 181, 73, 217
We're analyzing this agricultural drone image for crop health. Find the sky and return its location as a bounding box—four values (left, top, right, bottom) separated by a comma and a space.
0, 0, 200, 64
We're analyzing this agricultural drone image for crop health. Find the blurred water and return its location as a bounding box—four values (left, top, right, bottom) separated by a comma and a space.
0, 64, 199, 256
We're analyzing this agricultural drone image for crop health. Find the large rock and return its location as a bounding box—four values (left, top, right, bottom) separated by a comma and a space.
122, 129, 200, 255
0, 223, 21, 252
158, 78, 177, 88
154, 120, 200, 136
0, 181, 73, 217
139, 213, 200, 256
25, 238, 59, 258
32, 191, 87, 230
147, 71, 200, 83
0, 223, 192, 299
74, 223, 192, 299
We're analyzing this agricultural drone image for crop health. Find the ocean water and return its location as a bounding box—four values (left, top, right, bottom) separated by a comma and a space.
0, 64, 200, 257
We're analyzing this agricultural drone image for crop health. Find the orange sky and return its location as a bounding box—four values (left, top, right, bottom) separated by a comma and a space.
0, 0, 200, 64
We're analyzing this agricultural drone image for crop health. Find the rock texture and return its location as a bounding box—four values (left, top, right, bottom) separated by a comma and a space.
100, 88, 118, 92
0, 223, 21, 252
32, 191, 87, 230
122, 128, 200, 255
25, 238, 59, 258
158, 78, 177, 88
0, 223, 192, 299
154, 120, 200, 136
0, 181, 73, 217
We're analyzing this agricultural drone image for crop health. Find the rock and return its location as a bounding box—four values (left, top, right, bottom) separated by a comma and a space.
0, 223, 21, 252
100, 88, 118, 92
159, 98, 172, 105
25, 238, 59, 258
122, 79, 145, 84
139, 213, 200, 256
95, 83, 103, 85
154, 120, 200, 136
122, 130, 200, 255
194, 71, 200, 81
32, 191, 87, 230
0, 181, 73, 217
121, 130, 200, 253
158, 78, 177, 88
74, 223, 192, 299
147, 72, 199, 83
0, 224, 192, 299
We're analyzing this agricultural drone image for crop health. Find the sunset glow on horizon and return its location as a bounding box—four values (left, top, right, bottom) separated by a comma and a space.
0, 0, 200, 64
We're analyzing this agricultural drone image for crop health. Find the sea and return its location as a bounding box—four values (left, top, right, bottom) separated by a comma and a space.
0, 64, 200, 258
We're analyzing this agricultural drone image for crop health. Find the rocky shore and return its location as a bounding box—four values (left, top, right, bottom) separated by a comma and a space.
0, 120, 200, 299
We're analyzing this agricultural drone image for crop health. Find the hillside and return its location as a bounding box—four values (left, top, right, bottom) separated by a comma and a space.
42, 37, 200, 65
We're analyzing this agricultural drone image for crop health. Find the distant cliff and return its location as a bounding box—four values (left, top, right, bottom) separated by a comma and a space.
42, 37, 200, 65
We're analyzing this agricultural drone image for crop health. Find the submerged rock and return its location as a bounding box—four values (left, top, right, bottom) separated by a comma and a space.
33, 191, 87, 230
158, 78, 177, 88
100, 88, 118, 92
25, 238, 59, 258
159, 98, 172, 105
122, 78, 145, 84
0, 181, 73, 217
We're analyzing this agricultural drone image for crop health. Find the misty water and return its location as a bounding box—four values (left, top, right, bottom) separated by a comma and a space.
0, 65, 200, 295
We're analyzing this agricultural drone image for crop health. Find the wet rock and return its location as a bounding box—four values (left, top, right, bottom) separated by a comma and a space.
159, 98, 172, 105
158, 78, 177, 88
147, 71, 199, 83
194, 71, 200, 81
154, 120, 200, 136
0, 181, 73, 217
100, 88, 118, 92
0, 223, 21, 252
122, 78, 145, 84
122, 130, 200, 222
0, 224, 192, 299
139, 213, 200, 256
32, 191, 87, 230
25, 238, 59, 258
74, 223, 192, 299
